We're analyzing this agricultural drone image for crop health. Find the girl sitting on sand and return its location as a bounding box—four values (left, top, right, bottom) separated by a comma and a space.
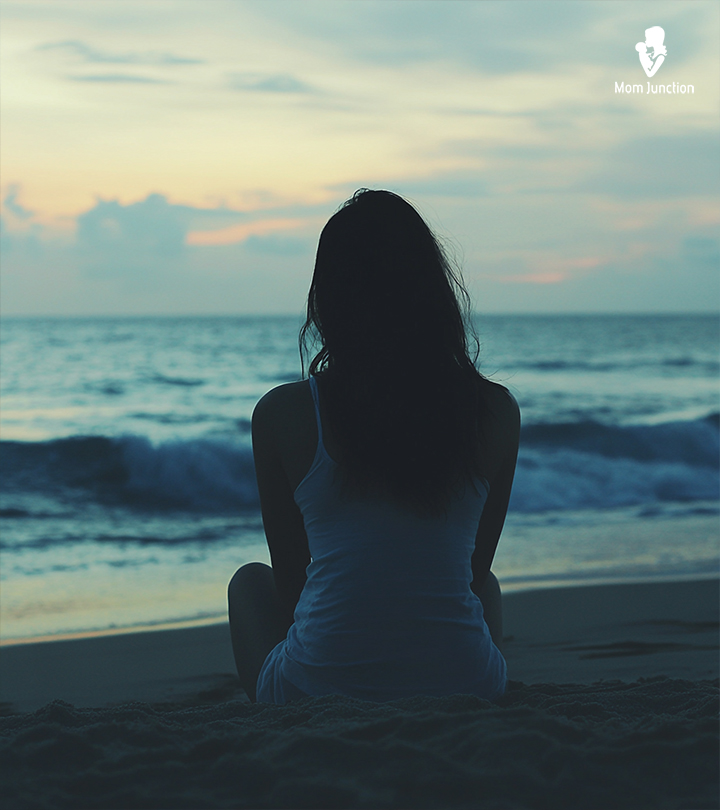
228, 189, 520, 703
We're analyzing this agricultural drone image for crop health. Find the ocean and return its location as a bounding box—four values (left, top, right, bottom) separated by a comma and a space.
1, 314, 718, 642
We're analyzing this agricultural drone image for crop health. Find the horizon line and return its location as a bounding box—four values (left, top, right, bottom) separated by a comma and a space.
2, 310, 719, 320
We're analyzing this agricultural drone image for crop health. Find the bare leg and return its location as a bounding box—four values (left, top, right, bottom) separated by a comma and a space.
473, 571, 503, 653
227, 562, 290, 702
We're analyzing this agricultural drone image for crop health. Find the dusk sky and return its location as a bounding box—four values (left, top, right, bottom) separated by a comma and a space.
1, 0, 718, 316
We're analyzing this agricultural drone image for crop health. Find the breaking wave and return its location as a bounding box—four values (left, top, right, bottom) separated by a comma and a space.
1, 414, 717, 516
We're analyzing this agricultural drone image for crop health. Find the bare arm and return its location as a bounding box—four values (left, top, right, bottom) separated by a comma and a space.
252, 390, 311, 628
471, 387, 520, 592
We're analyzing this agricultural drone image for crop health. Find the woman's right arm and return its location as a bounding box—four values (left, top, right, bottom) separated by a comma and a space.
471, 386, 520, 591
252, 389, 311, 627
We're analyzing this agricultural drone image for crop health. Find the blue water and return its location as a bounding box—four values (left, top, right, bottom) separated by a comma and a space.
1, 314, 718, 639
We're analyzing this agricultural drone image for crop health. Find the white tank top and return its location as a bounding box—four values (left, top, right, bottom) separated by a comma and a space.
278, 375, 507, 701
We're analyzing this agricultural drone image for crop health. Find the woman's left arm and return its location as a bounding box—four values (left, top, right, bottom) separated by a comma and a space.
471, 387, 521, 590
252, 390, 311, 628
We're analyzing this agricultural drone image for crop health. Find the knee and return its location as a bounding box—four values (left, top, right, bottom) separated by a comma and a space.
478, 570, 502, 603
228, 562, 273, 599
485, 570, 501, 594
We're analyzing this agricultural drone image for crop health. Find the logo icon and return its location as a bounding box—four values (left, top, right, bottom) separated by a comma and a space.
635, 26, 667, 77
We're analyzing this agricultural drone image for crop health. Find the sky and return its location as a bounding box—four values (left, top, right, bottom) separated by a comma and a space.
1, 0, 718, 316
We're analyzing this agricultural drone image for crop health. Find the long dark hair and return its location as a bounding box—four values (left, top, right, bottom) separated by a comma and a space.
300, 189, 486, 515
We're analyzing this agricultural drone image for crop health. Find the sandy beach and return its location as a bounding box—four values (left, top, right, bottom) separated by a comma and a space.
2, 578, 718, 809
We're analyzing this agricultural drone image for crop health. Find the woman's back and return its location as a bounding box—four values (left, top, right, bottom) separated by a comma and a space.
252, 374, 517, 702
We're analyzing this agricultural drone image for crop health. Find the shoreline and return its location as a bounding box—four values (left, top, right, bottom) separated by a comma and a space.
2, 569, 718, 649
1, 577, 717, 715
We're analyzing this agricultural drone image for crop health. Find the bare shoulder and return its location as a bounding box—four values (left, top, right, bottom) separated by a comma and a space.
254, 380, 309, 417
253, 381, 316, 488
480, 379, 520, 434
475, 379, 520, 483
252, 380, 314, 443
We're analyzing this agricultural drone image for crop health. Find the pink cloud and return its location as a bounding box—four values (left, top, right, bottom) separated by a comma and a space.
502, 271, 567, 285
496, 254, 609, 284
186, 218, 306, 246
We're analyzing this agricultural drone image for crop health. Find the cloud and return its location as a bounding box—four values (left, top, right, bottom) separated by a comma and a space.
469, 228, 720, 312
576, 133, 720, 198
3, 190, 716, 316
37, 40, 203, 65
187, 218, 308, 246
68, 74, 173, 84
1, 193, 318, 315
245, 0, 716, 84
75, 193, 251, 277
501, 271, 567, 284
679, 236, 720, 272
34, 193, 316, 280
331, 171, 490, 201
77, 195, 184, 277
392, 172, 490, 199
3, 186, 34, 220
244, 234, 313, 256
432, 129, 720, 199
228, 73, 315, 94
252, 1, 582, 72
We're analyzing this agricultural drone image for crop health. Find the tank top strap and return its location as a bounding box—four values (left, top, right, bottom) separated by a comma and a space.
308, 375, 324, 446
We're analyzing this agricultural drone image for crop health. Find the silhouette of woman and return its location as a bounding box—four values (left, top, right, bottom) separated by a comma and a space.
636, 26, 667, 77
228, 189, 520, 703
